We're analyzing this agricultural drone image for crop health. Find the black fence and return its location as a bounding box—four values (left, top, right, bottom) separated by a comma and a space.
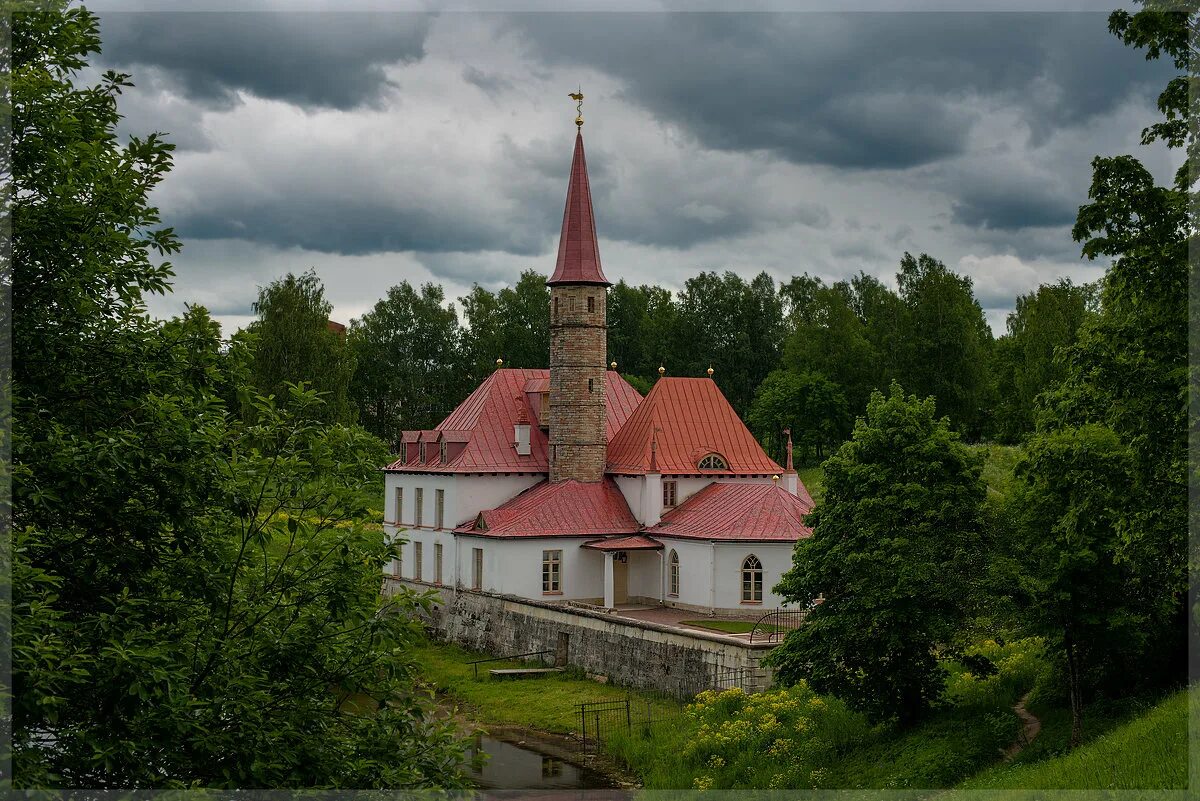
576, 664, 771, 746
748, 607, 809, 644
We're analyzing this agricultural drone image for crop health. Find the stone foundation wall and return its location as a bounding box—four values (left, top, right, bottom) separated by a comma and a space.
395, 580, 774, 698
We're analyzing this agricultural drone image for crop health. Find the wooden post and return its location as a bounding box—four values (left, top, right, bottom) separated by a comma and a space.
625, 697, 631, 732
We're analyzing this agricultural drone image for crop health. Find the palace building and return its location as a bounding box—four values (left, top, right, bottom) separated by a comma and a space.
383, 119, 813, 615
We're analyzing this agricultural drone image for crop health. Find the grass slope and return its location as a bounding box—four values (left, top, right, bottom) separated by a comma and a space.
412, 640, 678, 734
954, 688, 1190, 791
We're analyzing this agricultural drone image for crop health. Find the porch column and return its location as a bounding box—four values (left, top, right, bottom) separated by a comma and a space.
603, 553, 615, 608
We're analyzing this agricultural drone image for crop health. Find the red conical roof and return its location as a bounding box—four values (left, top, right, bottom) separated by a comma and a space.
547, 131, 610, 286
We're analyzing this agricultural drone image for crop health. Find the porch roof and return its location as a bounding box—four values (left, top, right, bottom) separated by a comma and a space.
581, 535, 664, 551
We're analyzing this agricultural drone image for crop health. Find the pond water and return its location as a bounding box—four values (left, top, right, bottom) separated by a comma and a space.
466, 734, 616, 790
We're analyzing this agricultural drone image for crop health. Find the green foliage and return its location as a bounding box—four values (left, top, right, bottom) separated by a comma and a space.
348, 281, 468, 447
990, 280, 1097, 442
459, 270, 550, 378
606, 280, 676, 385
681, 685, 871, 790
747, 370, 850, 463
672, 270, 784, 415
895, 253, 994, 438
246, 270, 357, 424
768, 383, 987, 725
11, 4, 466, 787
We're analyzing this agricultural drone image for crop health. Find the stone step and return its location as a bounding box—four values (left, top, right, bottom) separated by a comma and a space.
488, 667, 565, 680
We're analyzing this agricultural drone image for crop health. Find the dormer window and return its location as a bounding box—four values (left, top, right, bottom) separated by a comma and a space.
419, 442, 426, 462
475, 513, 488, 532
697, 453, 728, 470
440, 440, 447, 464
400, 442, 408, 462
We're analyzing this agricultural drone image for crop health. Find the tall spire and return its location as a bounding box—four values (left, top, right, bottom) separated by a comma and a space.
547, 131, 610, 286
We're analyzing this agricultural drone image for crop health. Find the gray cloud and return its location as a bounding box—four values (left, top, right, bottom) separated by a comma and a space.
504, 13, 1173, 170
97, 12, 431, 109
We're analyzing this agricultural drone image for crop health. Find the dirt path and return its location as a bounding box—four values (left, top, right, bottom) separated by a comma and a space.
1001, 691, 1042, 761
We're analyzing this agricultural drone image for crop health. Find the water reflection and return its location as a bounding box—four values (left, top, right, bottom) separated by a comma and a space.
467, 733, 614, 790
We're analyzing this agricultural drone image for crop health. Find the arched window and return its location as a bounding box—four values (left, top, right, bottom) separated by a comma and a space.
668, 550, 680, 597
697, 453, 728, 470
741, 555, 763, 603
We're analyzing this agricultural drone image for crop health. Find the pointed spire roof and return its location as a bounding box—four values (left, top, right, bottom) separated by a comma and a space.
548, 132, 610, 286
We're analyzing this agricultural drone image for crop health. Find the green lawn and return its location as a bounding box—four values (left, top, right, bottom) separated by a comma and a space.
411, 639, 680, 735
795, 464, 824, 504
954, 687, 1190, 790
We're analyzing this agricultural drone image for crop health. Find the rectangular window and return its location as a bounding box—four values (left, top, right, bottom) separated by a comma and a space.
394, 487, 403, 524
663, 480, 677, 508
414, 541, 423, 581
400, 442, 408, 463
419, 442, 426, 462
440, 440, 447, 463
587, 295, 595, 313
472, 548, 483, 591
415, 488, 424, 527
542, 549, 562, 593
393, 543, 402, 578
391, 553, 401, 578
588, 378, 594, 393
435, 489, 445, 529
435, 543, 443, 584
554, 296, 560, 320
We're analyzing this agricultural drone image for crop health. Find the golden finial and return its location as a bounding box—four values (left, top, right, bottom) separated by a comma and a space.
772, 474, 780, 484
495, 357, 504, 368
658, 365, 666, 376
568, 87, 584, 128
610, 361, 617, 370
706, 365, 714, 377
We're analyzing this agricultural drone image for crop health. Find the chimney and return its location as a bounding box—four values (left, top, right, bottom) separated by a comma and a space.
514, 396, 531, 456
642, 432, 663, 526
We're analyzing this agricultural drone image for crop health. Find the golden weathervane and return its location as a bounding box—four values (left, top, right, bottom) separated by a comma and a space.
568, 88, 584, 128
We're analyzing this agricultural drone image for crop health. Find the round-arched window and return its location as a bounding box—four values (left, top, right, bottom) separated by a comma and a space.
668, 549, 680, 597
697, 453, 728, 470
741, 554, 763, 603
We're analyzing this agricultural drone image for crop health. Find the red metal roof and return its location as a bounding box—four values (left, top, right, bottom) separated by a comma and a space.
647, 482, 814, 542
386, 369, 642, 473
547, 132, 610, 286
455, 478, 640, 538
606, 378, 783, 475
582, 535, 664, 551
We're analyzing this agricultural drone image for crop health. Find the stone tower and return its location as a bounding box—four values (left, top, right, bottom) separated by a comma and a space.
547, 130, 610, 483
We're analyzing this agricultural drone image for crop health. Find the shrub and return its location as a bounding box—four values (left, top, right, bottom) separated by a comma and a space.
681, 683, 871, 789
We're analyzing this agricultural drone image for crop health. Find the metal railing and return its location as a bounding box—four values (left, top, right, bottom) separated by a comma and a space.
748, 607, 808, 643
467, 649, 554, 679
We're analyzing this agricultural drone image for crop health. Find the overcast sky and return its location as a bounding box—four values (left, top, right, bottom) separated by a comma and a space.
88, 3, 1180, 336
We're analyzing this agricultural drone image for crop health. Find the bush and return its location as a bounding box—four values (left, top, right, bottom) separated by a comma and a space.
945, 637, 1046, 711
681, 683, 871, 789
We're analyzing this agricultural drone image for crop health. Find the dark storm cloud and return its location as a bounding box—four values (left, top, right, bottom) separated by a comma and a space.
172, 193, 549, 256
97, 12, 431, 109
505, 12, 1173, 170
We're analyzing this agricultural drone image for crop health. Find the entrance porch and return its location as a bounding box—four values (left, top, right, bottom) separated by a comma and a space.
580, 535, 664, 608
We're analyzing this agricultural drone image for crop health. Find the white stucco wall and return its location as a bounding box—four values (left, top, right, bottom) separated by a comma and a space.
656, 537, 797, 613
383, 471, 543, 532
451, 535, 606, 601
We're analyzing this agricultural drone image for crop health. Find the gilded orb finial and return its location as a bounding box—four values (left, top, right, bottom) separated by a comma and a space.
658, 365, 666, 376
706, 365, 714, 377
772, 474, 780, 484
495, 357, 504, 368
569, 87, 584, 128
610, 361, 618, 370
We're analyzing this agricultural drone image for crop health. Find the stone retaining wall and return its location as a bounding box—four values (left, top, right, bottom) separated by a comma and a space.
392, 579, 774, 698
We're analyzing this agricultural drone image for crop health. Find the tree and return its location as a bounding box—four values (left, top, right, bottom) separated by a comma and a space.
672, 270, 784, 415
246, 270, 357, 424
1034, 0, 1191, 692
782, 284, 879, 416
747, 370, 850, 463
459, 269, 550, 380
767, 384, 986, 725
895, 253, 993, 438
606, 280, 675, 383
1009, 426, 1135, 747
990, 280, 1097, 442
348, 282, 467, 447
11, 5, 466, 787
